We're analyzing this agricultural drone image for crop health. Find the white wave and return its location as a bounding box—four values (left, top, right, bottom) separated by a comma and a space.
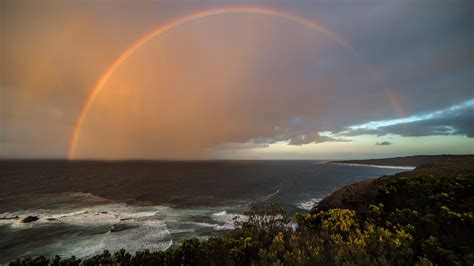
2, 203, 164, 228
59, 192, 108, 200
262, 188, 281, 200
333, 163, 415, 170
56, 227, 173, 259
5, 203, 174, 258
1, 193, 246, 259
213, 211, 227, 216
296, 198, 323, 210
211, 210, 245, 230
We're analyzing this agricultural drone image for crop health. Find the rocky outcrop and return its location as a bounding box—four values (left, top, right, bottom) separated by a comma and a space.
0, 216, 19, 220
20, 216, 39, 223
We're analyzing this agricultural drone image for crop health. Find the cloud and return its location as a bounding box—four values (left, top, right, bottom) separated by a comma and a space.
254, 130, 352, 146
1, 1, 473, 159
287, 132, 350, 146
378, 101, 473, 138
376, 141, 392, 146
338, 128, 384, 137
340, 100, 474, 139
215, 131, 351, 151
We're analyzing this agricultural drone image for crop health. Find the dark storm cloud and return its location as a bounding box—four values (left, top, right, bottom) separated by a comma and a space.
328, 0, 474, 115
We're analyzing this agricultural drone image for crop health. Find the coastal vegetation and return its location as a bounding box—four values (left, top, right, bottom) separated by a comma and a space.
10, 157, 474, 265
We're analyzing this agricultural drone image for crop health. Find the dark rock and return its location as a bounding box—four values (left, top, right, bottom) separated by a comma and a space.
46, 218, 58, 221
0, 216, 19, 220
20, 216, 39, 223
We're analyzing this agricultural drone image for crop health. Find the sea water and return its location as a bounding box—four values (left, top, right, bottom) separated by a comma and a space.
0, 160, 411, 262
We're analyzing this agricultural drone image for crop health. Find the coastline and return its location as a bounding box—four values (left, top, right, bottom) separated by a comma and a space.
6, 154, 474, 264
328, 154, 472, 167
329, 162, 415, 170
315, 154, 474, 213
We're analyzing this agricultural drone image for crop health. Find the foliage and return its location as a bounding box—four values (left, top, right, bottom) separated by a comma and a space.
373, 172, 474, 265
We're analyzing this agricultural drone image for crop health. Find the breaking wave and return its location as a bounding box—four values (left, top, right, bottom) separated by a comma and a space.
0, 192, 243, 260
296, 198, 324, 210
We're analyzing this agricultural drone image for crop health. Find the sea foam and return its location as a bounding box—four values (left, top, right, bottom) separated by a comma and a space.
0, 190, 245, 260
296, 198, 323, 210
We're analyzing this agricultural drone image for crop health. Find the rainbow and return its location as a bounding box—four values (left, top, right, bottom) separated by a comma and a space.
68, 6, 402, 159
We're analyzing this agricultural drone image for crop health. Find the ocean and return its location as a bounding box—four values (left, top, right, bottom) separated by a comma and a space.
0, 160, 412, 262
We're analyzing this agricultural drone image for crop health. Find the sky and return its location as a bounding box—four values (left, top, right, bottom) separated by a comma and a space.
0, 0, 473, 160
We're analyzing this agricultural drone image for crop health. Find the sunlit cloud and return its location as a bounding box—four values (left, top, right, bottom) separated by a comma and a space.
348, 99, 474, 130
340, 99, 474, 138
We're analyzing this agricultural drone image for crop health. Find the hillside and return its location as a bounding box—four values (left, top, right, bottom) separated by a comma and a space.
318, 155, 474, 213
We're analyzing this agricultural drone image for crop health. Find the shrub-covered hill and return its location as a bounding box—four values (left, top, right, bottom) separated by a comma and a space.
10, 156, 474, 265
315, 156, 474, 265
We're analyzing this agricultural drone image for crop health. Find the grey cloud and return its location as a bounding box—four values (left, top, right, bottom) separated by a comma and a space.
335, 0, 473, 115
220, 131, 351, 150
376, 141, 392, 146
338, 128, 386, 137
287, 132, 350, 146
340, 101, 474, 139
379, 104, 473, 138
